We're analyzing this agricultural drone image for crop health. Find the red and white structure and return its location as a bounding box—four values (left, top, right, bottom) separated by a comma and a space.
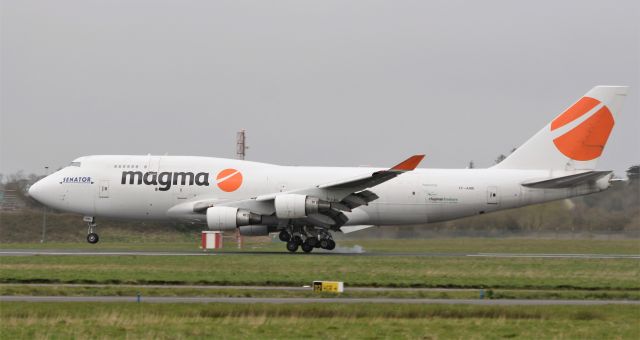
201, 231, 223, 250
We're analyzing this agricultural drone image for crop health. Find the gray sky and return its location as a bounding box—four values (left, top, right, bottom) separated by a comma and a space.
1, 0, 638, 177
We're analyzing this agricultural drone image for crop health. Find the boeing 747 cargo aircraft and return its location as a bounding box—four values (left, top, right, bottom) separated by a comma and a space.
29, 86, 628, 252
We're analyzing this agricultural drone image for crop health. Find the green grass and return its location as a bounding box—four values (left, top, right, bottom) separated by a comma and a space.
1, 302, 639, 339
1, 254, 638, 289
2, 285, 639, 300
339, 238, 640, 254
2, 237, 639, 254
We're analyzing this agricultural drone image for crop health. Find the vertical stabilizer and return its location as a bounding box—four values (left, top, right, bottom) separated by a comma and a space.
493, 86, 628, 171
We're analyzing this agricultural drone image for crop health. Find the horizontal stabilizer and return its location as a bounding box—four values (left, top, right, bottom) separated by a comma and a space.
522, 171, 612, 189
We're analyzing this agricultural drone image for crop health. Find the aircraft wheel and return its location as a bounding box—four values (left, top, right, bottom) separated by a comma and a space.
286, 240, 299, 252
278, 230, 291, 242
306, 237, 319, 247
87, 233, 99, 244
301, 242, 314, 253
326, 239, 336, 250
319, 239, 330, 249
292, 236, 303, 245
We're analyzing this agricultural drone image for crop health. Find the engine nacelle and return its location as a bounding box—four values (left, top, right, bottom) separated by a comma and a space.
238, 225, 276, 236
274, 194, 330, 219
206, 206, 261, 231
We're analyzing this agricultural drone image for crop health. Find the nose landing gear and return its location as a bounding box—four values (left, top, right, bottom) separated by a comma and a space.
84, 216, 99, 244
87, 232, 99, 244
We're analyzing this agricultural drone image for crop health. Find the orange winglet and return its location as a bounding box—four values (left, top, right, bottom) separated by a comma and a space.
391, 155, 425, 171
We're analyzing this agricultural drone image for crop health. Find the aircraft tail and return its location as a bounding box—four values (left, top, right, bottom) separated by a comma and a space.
493, 86, 629, 171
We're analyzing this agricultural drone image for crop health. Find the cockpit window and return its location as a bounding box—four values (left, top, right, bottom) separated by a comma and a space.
69, 162, 81, 167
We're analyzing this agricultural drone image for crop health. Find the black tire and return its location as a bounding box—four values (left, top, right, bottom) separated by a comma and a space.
327, 239, 336, 250
278, 230, 291, 242
286, 240, 299, 252
301, 242, 314, 253
292, 236, 303, 245
307, 237, 319, 247
87, 233, 99, 244
319, 239, 329, 249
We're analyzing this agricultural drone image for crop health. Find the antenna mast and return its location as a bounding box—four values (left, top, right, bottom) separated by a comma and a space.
236, 130, 248, 160
235, 130, 248, 249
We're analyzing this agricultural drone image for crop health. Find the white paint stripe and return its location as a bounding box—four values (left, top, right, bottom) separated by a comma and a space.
216, 170, 239, 184
550, 101, 604, 139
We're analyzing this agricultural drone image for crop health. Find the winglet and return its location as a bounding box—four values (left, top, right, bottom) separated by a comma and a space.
390, 154, 425, 171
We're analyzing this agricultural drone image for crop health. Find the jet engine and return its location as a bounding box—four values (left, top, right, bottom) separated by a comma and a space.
274, 194, 331, 219
206, 206, 262, 231
238, 225, 277, 236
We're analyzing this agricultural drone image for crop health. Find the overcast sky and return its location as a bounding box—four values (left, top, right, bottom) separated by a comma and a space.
1, 0, 638, 177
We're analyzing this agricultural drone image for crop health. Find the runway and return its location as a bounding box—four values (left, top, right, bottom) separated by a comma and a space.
1, 295, 638, 305
1, 249, 638, 259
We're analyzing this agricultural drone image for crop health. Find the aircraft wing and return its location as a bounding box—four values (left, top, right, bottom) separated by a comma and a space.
172, 155, 425, 228
222, 154, 424, 229
255, 154, 424, 203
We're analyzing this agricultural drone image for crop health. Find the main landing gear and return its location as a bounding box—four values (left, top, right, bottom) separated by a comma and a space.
279, 228, 335, 253
84, 216, 99, 244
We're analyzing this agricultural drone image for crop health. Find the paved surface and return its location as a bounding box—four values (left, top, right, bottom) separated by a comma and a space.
1, 249, 638, 259
1, 295, 638, 305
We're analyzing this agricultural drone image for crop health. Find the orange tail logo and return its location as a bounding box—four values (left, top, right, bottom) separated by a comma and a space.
216, 169, 243, 192
550, 97, 614, 161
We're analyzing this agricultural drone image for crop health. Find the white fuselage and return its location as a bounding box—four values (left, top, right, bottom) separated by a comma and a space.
31, 155, 610, 226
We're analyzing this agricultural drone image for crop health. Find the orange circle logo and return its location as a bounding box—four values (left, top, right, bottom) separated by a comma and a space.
550, 97, 614, 161
216, 169, 243, 192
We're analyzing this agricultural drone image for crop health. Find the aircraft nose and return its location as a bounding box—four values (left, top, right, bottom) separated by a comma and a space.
28, 176, 57, 206
28, 180, 44, 201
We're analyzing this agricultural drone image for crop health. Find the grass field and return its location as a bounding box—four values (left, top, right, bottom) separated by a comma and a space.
1, 238, 639, 339
1, 302, 638, 339
2, 237, 639, 254
1, 253, 638, 290
2, 284, 639, 301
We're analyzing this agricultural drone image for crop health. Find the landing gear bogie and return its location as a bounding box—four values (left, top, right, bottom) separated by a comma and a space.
280, 225, 336, 253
